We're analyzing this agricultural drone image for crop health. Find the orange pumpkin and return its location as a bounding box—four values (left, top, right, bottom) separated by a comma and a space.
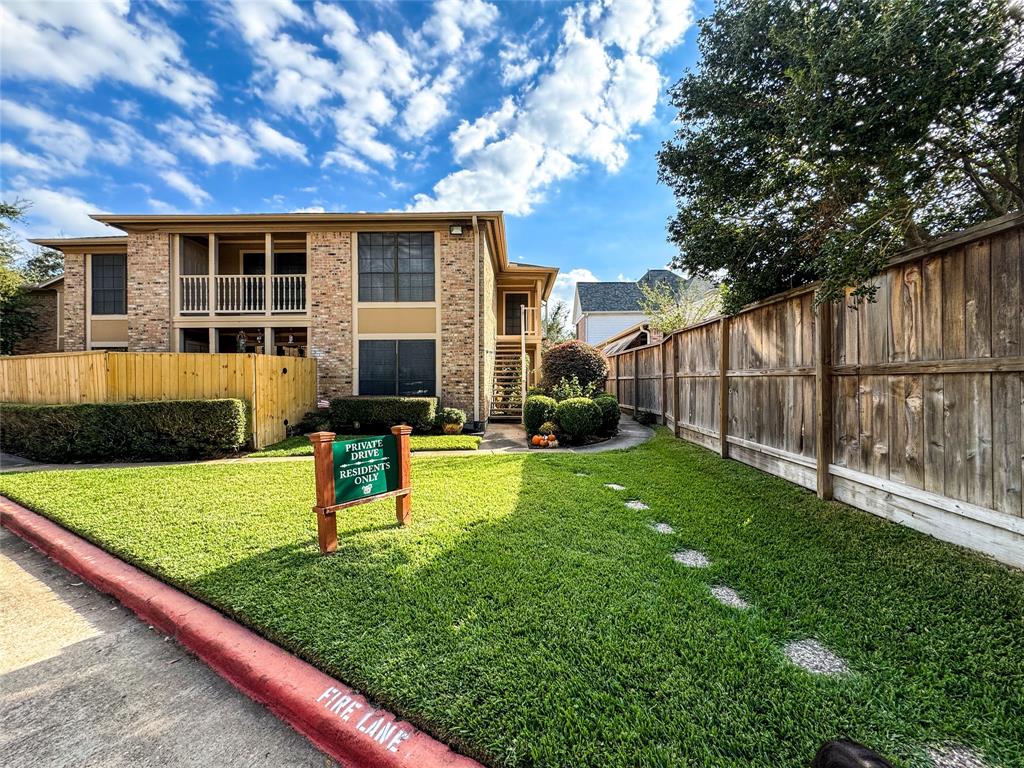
531, 434, 543, 446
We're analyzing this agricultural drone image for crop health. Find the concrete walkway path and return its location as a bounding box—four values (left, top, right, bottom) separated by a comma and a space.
0, 527, 336, 768
0, 418, 654, 474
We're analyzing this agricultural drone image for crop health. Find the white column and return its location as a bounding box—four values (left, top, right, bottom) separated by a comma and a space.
207, 233, 217, 315
265, 233, 273, 315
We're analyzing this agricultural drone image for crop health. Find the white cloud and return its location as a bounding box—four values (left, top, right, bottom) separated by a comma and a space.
421, 0, 498, 55
0, 1, 214, 108
499, 41, 540, 85
160, 115, 260, 167
159, 170, 210, 205
2, 183, 112, 239
251, 120, 309, 164
322, 147, 372, 174
551, 267, 599, 307
412, 0, 693, 215
291, 205, 326, 213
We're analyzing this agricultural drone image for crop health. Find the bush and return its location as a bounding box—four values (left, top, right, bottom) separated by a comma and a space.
0, 399, 247, 462
541, 341, 608, 392
526, 386, 547, 398
329, 396, 437, 433
538, 420, 558, 436
437, 407, 466, 426
554, 397, 601, 444
593, 395, 621, 436
635, 409, 657, 426
549, 375, 601, 402
297, 409, 331, 433
523, 395, 557, 434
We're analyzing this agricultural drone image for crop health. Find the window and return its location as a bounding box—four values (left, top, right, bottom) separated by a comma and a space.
359, 340, 436, 396
358, 232, 434, 302
91, 254, 127, 315
274, 252, 306, 274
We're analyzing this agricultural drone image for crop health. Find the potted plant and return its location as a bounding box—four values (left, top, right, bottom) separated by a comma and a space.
438, 407, 467, 435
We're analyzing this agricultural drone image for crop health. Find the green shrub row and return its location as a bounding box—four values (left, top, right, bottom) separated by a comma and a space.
555, 397, 601, 442
329, 396, 438, 433
0, 399, 248, 462
523, 393, 621, 443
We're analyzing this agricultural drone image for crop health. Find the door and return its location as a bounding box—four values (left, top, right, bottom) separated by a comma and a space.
504, 293, 529, 335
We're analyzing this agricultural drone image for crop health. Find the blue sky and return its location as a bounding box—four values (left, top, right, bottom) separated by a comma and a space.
1, 0, 704, 305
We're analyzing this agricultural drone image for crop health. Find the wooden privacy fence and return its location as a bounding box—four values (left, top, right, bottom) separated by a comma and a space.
0, 351, 317, 449
606, 213, 1024, 568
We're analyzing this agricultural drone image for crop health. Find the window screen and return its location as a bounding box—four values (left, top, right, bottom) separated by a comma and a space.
91, 254, 127, 315
358, 232, 434, 302
358, 340, 436, 396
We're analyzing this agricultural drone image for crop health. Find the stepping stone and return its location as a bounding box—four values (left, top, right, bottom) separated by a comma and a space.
625, 500, 649, 510
783, 639, 849, 675
574, 472, 589, 477
604, 483, 625, 491
710, 585, 749, 610
650, 522, 674, 534
927, 745, 988, 768
672, 550, 710, 568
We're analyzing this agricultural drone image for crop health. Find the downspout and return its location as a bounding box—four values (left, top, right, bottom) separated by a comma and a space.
472, 215, 480, 425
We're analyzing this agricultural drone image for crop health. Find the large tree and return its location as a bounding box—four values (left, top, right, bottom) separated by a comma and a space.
658, 0, 1023, 311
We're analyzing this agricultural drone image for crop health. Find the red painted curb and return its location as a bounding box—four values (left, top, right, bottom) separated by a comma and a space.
1, 496, 482, 768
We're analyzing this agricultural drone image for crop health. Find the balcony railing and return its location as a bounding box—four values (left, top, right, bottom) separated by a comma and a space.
180, 275, 307, 314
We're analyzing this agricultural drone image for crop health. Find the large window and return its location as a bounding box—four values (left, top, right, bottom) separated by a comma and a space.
359, 340, 436, 396
91, 253, 127, 315
358, 232, 434, 302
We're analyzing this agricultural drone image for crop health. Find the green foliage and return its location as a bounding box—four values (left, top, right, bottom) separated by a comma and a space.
523, 394, 557, 434
538, 420, 558, 436
329, 396, 437, 433
638, 279, 723, 334
526, 386, 548, 398
437, 407, 467, 426
541, 340, 608, 392
549, 374, 601, 402
542, 300, 573, 346
554, 397, 601, 443
0, 399, 247, 462
593, 394, 621, 436
1, 430, 1022, 767
658, 0, 1024, 310
297, 409, 332, 433
0, 201, 35, 355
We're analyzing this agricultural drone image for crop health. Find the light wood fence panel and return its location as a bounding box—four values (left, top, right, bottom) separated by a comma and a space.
0, 352, 317, 448
602, 213, 1024, 567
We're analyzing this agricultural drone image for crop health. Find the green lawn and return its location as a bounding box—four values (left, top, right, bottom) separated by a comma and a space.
248, 433, 481, 457
1, 429, 1021, 767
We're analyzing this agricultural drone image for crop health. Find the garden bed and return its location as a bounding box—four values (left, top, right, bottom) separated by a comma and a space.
1, 430, 1021, 767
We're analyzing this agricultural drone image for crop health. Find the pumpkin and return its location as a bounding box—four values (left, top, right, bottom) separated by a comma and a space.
548, 439, 559, 449
531, 434, 543, 446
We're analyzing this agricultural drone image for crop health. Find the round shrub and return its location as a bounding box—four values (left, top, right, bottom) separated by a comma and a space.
523, 394, 557, 434
541, 340, 608, 392
437, 407, 467, 434
538, 420, 558, 436
593, 395, 621, 436
554, 397, 601, 443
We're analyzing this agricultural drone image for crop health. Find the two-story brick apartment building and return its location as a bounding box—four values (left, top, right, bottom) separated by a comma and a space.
29, 211, 556, 425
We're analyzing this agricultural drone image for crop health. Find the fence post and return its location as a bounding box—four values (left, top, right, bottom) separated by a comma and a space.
719, 316, 730, 458
632, 350, 639, 415
815, 297, 834, 499
309, 431, 338, 554
672, 335, 680, 437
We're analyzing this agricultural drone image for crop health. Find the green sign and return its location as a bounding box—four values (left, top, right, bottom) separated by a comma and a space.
331, 435, 399, 505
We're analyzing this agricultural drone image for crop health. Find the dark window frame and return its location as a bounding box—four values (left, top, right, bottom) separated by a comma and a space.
358, 339, 436, 396
91, 253, 127, 315
358, 232, 435, 303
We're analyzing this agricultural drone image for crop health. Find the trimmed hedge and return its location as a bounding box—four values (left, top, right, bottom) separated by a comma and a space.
523, 395, 557, 434
329, 396, 437, 432
554, 397, 601, 443
541, 341, 608, 392
0, 399, 247, 462
593, 394, 621, 436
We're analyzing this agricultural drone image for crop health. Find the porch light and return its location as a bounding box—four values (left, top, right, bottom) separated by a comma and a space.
449, 224, 463, 236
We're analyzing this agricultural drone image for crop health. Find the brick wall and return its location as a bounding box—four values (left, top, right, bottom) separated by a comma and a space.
308, 231, 353, 398
12, 289, 60, 354
439, 227, 480, 417
63, 254, 86, 351
127, 232, 171, 351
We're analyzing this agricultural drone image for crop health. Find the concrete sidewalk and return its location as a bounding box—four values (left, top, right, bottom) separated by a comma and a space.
0, 527, 336, 768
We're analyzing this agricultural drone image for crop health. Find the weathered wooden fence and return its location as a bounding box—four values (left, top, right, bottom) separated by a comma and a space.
606, 213, 1024, 568
0, 351, 317, 448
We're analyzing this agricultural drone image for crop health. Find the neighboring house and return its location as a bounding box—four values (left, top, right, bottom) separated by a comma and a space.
12, 274, 66, 355
28, 211, 557, 425
573, 269, 684, 345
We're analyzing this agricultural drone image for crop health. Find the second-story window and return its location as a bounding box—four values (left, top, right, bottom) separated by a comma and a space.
358, 232, 434, 302
91, 253, 127, 315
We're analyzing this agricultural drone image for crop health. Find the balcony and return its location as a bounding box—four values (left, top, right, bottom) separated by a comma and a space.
179, 274, 307, 314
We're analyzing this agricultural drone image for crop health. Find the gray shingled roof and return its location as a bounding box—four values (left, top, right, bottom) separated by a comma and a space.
577, 270, 684, 312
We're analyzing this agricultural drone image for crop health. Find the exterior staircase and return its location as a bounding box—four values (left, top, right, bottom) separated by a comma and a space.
490, 342, 524, 421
